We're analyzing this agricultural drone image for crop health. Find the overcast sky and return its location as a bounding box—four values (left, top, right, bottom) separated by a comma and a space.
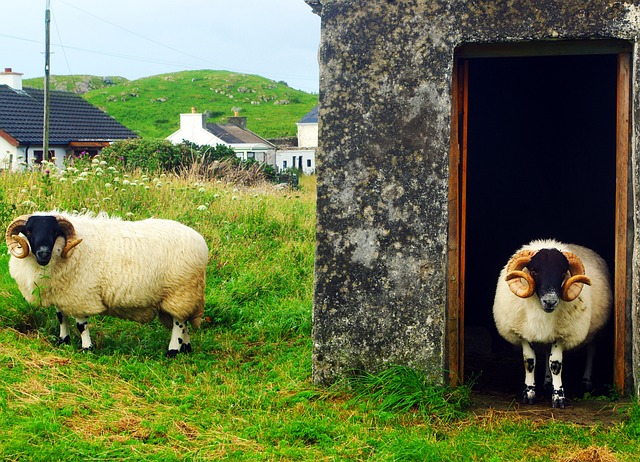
1, 0, 321, 93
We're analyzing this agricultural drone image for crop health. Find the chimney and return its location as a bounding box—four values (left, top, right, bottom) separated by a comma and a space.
180, 109, 206, 131
0, 68, 23, 90
227, 116, 247, 129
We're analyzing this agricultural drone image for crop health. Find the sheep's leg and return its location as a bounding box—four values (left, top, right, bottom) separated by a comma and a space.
56, 309, 70, 345
544, 348, 552, 396
549, 342, 565, 408
581, 342, 596, 393
521, 341, 537, 404
75, 316, 93, 351
166, 318, 192, 358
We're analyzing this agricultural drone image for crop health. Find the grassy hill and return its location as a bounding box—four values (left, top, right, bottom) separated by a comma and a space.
24, 70, 318, 140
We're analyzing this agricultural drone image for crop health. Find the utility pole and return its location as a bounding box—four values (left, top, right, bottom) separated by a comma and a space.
43, 0, 51, 164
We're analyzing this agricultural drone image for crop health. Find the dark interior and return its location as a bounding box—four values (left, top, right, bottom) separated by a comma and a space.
463, 54, 617, 397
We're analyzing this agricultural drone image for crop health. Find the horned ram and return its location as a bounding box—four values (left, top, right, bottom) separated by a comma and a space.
492, 239, 612, 408
5, 211, 208, 357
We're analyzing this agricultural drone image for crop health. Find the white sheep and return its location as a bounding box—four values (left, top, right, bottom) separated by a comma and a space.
5, 211, 208, 357
492, 239, 612, 408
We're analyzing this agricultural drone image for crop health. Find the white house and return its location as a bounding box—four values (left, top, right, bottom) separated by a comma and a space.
166, 108, 276, 164
274, 105, 318, 174
275, 149, 316, 174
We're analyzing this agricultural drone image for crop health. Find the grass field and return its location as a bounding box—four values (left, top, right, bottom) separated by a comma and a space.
1, 160, 639, 461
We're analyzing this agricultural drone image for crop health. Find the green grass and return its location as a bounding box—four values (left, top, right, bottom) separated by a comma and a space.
24, 70, 318, 139
1, 160, 640, 460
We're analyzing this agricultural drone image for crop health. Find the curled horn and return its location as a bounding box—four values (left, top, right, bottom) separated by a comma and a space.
5, 215, 31, 258
505, 250, 537, 298
561, 251, 591, 301
55, 215, 83, 258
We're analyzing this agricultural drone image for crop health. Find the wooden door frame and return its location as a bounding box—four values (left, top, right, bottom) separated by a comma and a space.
447, 41, 633, 393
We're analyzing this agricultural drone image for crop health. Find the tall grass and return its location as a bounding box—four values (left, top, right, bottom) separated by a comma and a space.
1, 159, 640, 460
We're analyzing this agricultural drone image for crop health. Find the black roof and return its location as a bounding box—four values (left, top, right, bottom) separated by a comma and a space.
205, 123, 275, 147
0, 84, 137, 145
298, 105, 318, 124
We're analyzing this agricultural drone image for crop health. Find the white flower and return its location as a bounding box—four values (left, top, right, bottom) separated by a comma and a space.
196, 204, 208, 211
104, 183, 113, 188
198, 187, 206, 193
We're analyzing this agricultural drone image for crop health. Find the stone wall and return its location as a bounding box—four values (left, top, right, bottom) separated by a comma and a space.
307, 0, 640, 389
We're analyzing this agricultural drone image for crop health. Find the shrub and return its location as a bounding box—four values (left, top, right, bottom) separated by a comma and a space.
100, 138, 184, 173
179, 140, 236, 164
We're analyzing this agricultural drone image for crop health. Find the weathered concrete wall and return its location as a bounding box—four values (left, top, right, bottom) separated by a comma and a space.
307, 0, 640, 388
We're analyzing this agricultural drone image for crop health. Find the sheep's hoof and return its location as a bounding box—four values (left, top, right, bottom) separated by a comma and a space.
180, 343, 192, 354
522, 385, 536, 405
166, 349, 179, 358
82, 345, 94, 353
57, 335, 70, 346
552, 389, 566, 409
581, 377, 594, 394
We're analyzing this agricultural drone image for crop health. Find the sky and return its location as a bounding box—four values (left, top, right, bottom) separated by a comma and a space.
1, 0, 321, 93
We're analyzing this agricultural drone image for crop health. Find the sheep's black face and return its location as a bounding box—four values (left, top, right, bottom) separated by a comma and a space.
24, 215, 61, 266
527, 248, 569, 313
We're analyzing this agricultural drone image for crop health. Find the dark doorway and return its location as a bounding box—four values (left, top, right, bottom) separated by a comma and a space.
462, 54, 617, 396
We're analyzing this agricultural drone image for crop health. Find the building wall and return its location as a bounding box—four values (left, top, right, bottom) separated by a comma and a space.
297, 123, 318, 148
276, 149, 316, 174
311, 0, 640, 389
0, 141, 67, 171
0, 138, 16, 169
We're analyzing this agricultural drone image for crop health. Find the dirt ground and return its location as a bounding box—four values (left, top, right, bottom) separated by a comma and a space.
464, 347, 629, 426
468, 390, 630, 427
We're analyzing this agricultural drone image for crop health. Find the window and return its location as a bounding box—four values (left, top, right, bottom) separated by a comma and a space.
307, 159, 312, 167
283, 160, 288, 169
33, 150, 54, 164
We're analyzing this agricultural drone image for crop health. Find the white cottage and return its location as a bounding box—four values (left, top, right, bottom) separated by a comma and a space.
275, 105, 318, 174
166, 108, 276, 165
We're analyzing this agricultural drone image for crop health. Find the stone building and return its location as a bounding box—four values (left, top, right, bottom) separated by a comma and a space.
307, 0, 640, 396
